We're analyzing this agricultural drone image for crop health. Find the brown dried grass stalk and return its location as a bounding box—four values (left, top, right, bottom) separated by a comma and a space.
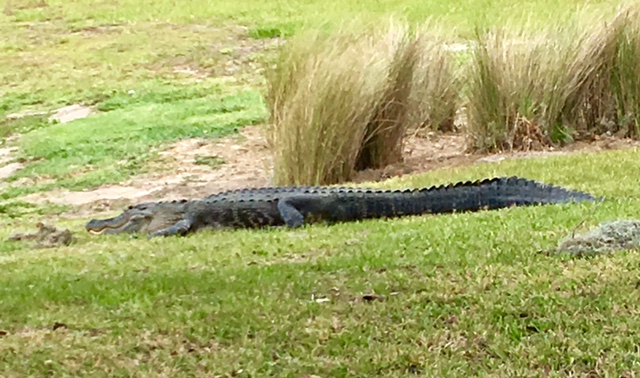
265, 20, 424, 185
465, 4, 640, 152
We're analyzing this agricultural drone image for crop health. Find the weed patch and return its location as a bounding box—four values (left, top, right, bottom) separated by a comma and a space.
354, 23, 420, 171
194, 155, 226, 169
0, 114, 50, 140
610, 6, 640, 137
265, 24, 393, 185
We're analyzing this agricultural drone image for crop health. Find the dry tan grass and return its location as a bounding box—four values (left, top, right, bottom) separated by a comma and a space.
465, 27, 582, 151
465, 3, 640, 152
265, 19, 461, 185
354, 24, 419, 171
265, 23, 397, 185
408, 24, 461, 133
609, 5, 640, 137
561, 10, 621, 138
266, 5, 640, 181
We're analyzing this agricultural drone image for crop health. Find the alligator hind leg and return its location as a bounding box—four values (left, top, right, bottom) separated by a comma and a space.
147, 219, 193, 239
276, 199, 305, 228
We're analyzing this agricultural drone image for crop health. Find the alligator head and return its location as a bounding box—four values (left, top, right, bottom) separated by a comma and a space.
85, 200, 188, 235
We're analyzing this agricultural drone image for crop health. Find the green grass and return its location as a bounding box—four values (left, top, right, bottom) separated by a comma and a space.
2, 148, 640, 375
4, 0, 623, 32
0, 20, 267, 116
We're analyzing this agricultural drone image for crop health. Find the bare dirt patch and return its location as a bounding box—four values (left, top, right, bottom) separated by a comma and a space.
48, 104, 95, 124
19, 126, 640, 214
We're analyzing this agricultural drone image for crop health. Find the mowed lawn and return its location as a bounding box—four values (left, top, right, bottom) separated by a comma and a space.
2, 0, 640, 376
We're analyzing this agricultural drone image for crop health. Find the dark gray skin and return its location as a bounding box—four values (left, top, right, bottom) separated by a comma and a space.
85, 176, 599, 239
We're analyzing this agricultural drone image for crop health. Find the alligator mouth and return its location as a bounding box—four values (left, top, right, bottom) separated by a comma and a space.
87, 226, 117, 234
85, 218, 131, 234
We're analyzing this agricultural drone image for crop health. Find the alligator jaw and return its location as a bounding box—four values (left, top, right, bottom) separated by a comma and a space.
85, 217, 134, 234
86, 224, 129, 234
85, 201, 189, 235
85, 206, 152, 234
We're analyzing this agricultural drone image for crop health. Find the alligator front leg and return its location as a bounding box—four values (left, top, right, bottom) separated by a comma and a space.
147, 219, 193, 239
276, 198, 305, 228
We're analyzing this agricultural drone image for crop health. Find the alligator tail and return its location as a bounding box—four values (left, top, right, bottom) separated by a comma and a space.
322, 176, 599, 221
418, 176, 599, 214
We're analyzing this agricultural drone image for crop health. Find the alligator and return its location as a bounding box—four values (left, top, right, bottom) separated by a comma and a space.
86, 184, 394, 237
85, 176, 599, 239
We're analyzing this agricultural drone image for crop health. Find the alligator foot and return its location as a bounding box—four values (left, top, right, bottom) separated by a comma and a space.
276, 198, 305, 228
147, 219, 192, 239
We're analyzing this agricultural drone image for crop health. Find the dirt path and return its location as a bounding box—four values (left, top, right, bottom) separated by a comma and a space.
18, 125, 640, 217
